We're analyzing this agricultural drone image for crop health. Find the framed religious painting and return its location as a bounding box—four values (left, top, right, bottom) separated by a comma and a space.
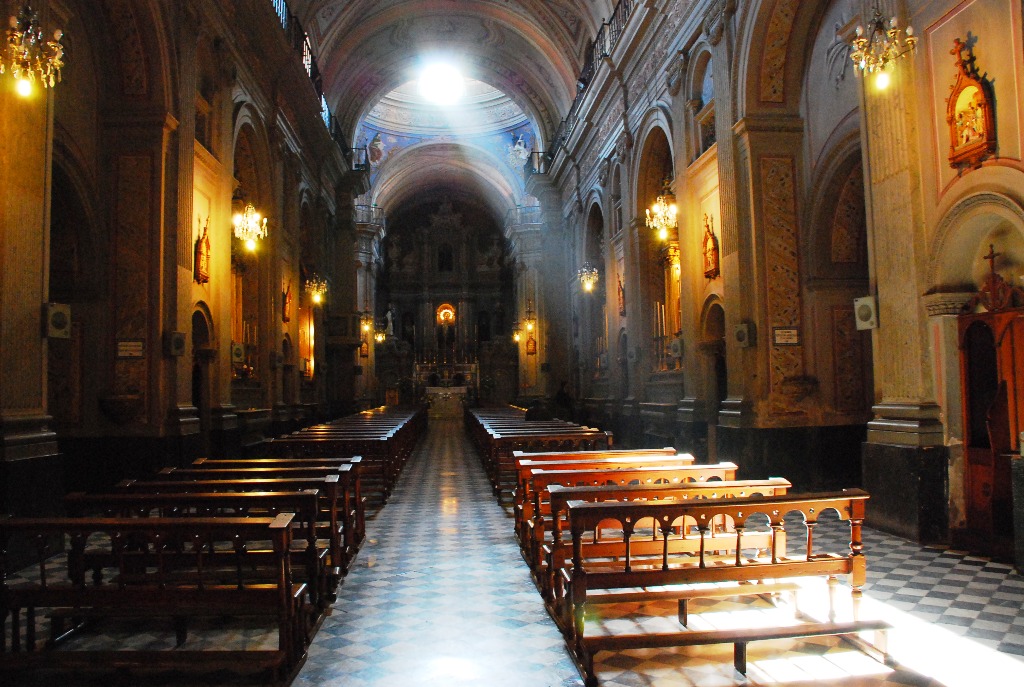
946, 38, 996, 171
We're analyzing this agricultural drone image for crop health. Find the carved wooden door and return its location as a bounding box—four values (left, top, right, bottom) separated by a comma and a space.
959, 311, 1023, 557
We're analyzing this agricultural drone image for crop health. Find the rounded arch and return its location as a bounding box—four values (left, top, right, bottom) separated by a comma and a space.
372, 141, 522, 226
583, 199, 605, 265
632, 108, 675, 219
805, 131, 866, 281
191, 302, 215, 348
231, 104, 275, 207
49, 146, 102, 299
930, 192, 1024, 291
734, 0, 829, 118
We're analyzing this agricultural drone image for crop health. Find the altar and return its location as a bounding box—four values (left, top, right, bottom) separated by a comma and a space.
426, 386, 467, 419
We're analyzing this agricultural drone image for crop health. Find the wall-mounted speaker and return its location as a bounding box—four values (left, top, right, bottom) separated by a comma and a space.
43, 303, 71, 339
163, 331, 186, 357
734, 322, 754, 348
853, 296, 878, 330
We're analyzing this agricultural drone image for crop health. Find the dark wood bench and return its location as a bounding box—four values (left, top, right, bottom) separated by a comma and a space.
117, 474, 357, 575
190, 457, 366, 548
63, 489, 334, 608
0, 515, 308, 684
559, 489, 889, 685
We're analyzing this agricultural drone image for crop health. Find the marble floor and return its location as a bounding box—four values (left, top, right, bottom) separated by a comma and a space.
293, 419, 1024, 687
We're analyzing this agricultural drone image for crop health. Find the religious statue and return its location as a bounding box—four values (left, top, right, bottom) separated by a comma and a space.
617, 274, 626, 316
702, 214, 720, 279
385, 304, 395, 336
282, 282, 292, 323
193, 216, 210, 284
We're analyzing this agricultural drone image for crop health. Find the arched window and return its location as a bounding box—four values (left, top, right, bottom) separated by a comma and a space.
691, 54, 716, 159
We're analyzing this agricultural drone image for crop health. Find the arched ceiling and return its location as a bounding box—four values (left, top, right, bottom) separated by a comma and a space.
290, 0, 614, 144
371, 142, 521, 229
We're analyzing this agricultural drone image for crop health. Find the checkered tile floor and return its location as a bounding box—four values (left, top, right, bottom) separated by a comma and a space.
7, 420, 1024, 686
293, 420, 1024, 686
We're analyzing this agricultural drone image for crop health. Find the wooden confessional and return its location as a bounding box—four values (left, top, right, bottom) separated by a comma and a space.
957, 247, 1023, 559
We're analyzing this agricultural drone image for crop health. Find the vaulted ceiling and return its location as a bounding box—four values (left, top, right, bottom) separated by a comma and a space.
292, 0, 612, 148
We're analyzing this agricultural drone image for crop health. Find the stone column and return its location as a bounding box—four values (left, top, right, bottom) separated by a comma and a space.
353, 223, 381, 404
0, 57, 61, 522
858, 53, 947, 541
167, 3, 201, 455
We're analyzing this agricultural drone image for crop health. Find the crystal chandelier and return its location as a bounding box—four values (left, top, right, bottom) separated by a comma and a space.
304, 275, 328, 305
232, 201, 267, 251
645, 181, 677, 242
1, 3, 65, 96
849, 2, 917, 88
577, 263, 599, 292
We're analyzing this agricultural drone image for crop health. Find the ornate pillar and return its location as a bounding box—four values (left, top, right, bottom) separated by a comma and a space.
0, 51, 60, 521
167, 3, 201, 451
858, 50, 947, 542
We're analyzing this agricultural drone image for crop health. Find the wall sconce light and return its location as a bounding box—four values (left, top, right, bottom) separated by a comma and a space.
305, 275, 328, 305
512, 321, 521, 343
645, 178, 677, 242
848, 1, 917, 91
233, 194, 268, 251
577, 263, 599, 292
1, 3, 65, 97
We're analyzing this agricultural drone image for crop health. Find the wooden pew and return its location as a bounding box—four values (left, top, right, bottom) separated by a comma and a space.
465, 409, 614, 499
191, 457, 366, 547
515, 462, 738, 570
558, 489, 890, 685
117, 474, 356, 576
64, 489, 334, 608
512, 453, 698, 545
0, 515, 308, 683
535, 477, 793, 601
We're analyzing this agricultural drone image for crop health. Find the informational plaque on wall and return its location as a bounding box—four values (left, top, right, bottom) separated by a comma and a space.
116, 339, 145, 358
772, 328, 800, 346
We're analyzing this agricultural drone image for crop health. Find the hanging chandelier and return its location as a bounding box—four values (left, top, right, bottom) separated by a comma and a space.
523, 299, 536, 333
645, 181, 677, 242
849, 2, 917, 89
360, 308, 373, 334
577, 263, 599, 293
233, 201, 267, 251
304, 275, 328, 305
1, 3, 65, 96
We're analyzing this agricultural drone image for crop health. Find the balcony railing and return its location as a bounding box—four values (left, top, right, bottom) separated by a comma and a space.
505, 206, 543, 230
269, 1, 333, 136
549, 0, 635, 162
354, 205, 385, 227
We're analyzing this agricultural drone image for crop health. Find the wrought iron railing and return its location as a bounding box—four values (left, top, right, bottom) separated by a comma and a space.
353, 204, 385, 227
269, 1, 332, 134
504, 205, 543, 230
548, 0, 635, 165
349, 147, 370, 171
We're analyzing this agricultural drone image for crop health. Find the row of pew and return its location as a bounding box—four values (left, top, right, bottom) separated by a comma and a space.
0, 406, 425, 684
492, 427, 890, 686
465, 406, 613, 501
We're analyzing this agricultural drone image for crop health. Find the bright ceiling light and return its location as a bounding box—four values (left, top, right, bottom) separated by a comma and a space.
418, 61, 465, 106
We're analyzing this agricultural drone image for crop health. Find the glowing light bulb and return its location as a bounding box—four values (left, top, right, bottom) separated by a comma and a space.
245, 238, 256, 252
312, 292, 322, 305
875, 70, 891, 91
15, 78, 32, 97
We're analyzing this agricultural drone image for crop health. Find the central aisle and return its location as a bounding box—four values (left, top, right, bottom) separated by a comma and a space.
293, 418, 581, 687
